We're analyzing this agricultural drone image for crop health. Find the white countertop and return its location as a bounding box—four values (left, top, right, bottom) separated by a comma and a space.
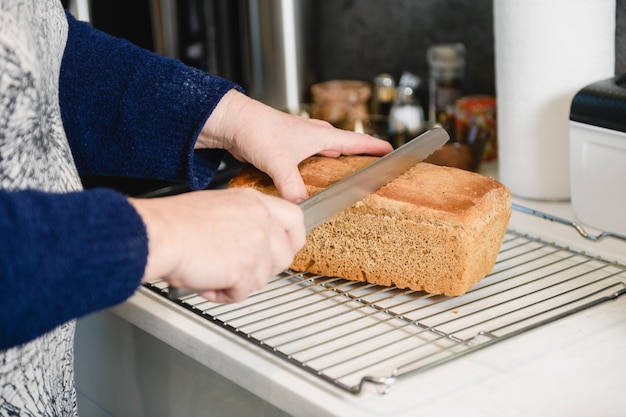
110, 168, 626, 417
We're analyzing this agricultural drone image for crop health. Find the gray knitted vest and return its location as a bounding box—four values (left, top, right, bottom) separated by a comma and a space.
0, 0, 82, 415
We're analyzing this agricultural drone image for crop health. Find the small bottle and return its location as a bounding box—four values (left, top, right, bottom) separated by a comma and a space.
388, 71, 424, 147
371, 73, 397, 116
427, 43, 465, 136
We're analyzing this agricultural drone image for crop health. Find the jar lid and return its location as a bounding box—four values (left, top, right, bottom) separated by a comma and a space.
570, 75, 626, 134
311, 80, 371, 103
374, 73, 395, 88
427, 43, 466, 71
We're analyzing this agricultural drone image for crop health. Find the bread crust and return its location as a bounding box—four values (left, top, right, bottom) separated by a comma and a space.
229, 156, 511, 296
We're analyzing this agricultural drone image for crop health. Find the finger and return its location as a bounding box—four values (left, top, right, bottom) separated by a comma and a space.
316, 132, 393, 157
266, 165, 309, 203
265, 196, 306, 254
217, 261, 273, 303
202, 288, 247, 304
200, 264, 268, 304
198, 289, 219, 302
268, 219, 300, 276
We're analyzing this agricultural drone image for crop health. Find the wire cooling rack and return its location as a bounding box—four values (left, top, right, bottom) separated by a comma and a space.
144, 224, 626, 395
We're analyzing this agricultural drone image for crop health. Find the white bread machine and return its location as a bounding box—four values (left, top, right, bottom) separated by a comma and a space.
569, 75, 626, 236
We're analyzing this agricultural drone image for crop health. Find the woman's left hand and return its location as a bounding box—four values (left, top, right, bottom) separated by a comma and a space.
197, 89, 393, 203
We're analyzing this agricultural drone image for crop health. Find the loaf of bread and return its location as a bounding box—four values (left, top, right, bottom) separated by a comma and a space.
228, 156, 511, 296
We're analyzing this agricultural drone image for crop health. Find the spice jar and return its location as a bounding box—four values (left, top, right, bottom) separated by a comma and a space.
455, 95, 497, 163
310, 80, 371, 130
388, 71, 425, 147
370, 73, 397, 116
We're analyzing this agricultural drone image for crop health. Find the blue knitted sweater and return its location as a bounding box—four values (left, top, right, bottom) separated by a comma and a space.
0, 11, 240, 349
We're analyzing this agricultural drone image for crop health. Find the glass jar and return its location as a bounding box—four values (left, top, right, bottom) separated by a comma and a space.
370, 73, 397, 117
427, 43, 465, 136
388, 72, 425, 147
310, 80, 371, 130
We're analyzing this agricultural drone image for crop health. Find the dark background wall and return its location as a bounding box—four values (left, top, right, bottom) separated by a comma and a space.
316, 0, 495, 102
315, 0, 626, 105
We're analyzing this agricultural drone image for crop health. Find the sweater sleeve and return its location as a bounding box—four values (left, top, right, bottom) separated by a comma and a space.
0, 188, 148, 349
59, 11, 244, 190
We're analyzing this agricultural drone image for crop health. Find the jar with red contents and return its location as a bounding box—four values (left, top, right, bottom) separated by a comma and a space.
455, 95, 497, 164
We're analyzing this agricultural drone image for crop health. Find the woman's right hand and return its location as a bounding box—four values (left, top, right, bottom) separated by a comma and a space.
129, 188, 305, 303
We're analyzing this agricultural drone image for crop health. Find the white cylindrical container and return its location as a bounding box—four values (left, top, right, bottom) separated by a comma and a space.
494, 0, 615, 200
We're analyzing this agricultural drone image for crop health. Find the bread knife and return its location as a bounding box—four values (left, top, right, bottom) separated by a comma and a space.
167, 127, 449, 300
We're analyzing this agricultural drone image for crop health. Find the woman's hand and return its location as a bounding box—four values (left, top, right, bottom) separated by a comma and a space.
197, 90, 393, 202
129, 188, 305, 303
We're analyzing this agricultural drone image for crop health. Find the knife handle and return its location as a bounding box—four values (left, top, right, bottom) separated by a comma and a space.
167, 287, 197, 300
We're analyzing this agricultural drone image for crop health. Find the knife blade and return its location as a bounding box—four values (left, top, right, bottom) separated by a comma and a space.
299, 126, 449, 232
168, 127, 448, 300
